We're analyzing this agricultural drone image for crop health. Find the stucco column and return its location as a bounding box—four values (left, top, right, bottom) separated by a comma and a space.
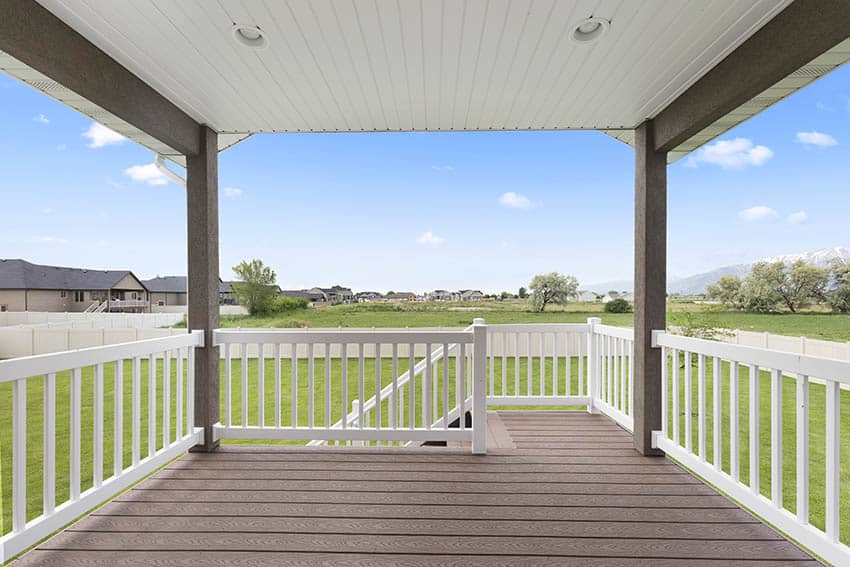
187, 126, 220, 452
633, 120, 667, 456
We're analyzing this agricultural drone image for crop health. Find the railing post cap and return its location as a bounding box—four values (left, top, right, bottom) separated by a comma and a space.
472, 317, 486, 325
587, 317, 602, 325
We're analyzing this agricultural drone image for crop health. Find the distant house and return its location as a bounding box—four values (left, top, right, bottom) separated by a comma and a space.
0, 259, 148, 313
143, 276, 187, 307
427, 289, 455, 301
385, 292, 416, 302
281, 289, 325, 303
355, 291, 383, 302
459, 289, 484, 302
310, 285, 354, 304
576, 290, 601, 302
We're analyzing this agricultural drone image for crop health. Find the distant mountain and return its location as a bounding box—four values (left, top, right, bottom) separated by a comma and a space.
586, 246, 850, 296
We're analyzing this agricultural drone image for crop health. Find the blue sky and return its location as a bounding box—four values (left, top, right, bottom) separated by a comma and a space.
1, 64, 848, 293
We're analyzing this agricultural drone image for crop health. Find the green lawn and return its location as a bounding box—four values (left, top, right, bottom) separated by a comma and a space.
215, 300, 850, 341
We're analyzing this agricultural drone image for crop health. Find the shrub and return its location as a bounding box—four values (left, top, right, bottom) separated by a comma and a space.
269, 296, 309, 314
604, 298, 631, 313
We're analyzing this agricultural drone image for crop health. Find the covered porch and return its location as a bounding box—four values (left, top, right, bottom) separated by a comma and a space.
1, 0, 849, 565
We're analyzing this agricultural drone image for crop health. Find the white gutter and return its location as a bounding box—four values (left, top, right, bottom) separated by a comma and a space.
154, 154, 186, 187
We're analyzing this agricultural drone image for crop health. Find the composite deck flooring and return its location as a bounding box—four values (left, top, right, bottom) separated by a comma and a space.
14, 411, 819, 566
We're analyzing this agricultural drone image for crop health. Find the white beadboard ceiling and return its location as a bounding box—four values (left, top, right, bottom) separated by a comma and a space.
9, 0, 846, 160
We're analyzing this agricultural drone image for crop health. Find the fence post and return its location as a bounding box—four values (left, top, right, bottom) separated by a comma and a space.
472, 318, 487, 454
586, 318, 601, 414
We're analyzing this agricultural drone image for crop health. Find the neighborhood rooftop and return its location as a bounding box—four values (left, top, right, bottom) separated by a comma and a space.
0, 258, 139, 291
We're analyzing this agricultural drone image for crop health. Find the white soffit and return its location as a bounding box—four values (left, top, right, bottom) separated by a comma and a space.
31, 0, 793, 137
604, 38, 850, 162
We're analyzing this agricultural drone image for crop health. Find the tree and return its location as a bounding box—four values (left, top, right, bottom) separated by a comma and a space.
827, 260, 850, 313
517, 287, 528, 299
740, 262, 783, 313
528, 272, 579, 312
778, 260, 828, 312
706, 275, 745, 310
231, 259, 278, 316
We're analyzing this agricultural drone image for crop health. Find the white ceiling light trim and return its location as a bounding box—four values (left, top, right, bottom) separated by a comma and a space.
570, 16, 610, 45
232, 24, 268, 50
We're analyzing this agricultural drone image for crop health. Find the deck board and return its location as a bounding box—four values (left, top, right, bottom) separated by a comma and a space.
13, 411, 820, 566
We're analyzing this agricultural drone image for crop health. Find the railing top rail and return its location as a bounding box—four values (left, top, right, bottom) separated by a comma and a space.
213, 328, 474, 345
0, 330, 203, 384
594, 324, 634, 340
486, 323, 589, 333
653, 330, 850, 385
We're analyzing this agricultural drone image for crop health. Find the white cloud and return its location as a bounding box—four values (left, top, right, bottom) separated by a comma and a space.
33, 114, 49, 124
83, 122, 126, 148
431, 165, 454, 172
223, 187, 244, 198
56, 144, 67, 151
738, 206, 778, 222
498, 191, 538, 210
123, 163, 169, 186
35, 236, 69, 245
416, 231, 445, 246
686, 138, 774, 169
795, 131, 837, 147
787, 211, 808, 225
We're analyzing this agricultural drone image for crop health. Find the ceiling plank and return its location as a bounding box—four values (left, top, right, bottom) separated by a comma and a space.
0, 0, 200, 156
652, 0, 850, 152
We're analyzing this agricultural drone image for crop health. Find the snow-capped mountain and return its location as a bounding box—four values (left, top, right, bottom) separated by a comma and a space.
587, 247, 850, 296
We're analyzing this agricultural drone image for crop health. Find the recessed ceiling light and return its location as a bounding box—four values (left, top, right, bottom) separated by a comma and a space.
571, 17, 609, 44
232, 24, 268, 49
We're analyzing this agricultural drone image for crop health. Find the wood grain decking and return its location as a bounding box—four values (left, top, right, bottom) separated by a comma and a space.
14, 411, 819, 566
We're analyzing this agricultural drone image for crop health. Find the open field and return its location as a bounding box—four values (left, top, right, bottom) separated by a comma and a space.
217, 300, 850, 342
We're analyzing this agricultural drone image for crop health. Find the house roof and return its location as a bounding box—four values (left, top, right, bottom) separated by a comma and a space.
4, 2, 847, 164
0, 259, 143, 291
143, 275, 187, 293
281, 289, 324, 300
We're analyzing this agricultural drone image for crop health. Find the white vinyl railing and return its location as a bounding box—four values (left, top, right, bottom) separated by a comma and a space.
652, 331, 850, 566
0, 331, 205, 563
213, 322, 487, 453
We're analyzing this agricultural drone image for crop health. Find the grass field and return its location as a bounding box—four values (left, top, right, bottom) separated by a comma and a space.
216, 299, 850, 341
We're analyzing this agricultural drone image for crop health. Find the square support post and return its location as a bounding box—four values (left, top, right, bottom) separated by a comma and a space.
471, 318, 488, 454
187, 126, 220, 452
633, 120, 667, 456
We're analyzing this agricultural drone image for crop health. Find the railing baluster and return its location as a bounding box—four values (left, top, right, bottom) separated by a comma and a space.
613, 338, 620, 410
187, 344, 195, 436
114, 359, 124, 477
408, 344, 415, 430
43, 372, 56, 516
672, 349, 680, 445
341, 343, 348, 430
391, 344, 398, 429
163, 351, 171, 446
458, 343, 466, 430
514, 333, 519, 396
240, 344, 247, 428
12, 377, 27, 532
225, 343, 232, 427
698, 354, 706, 461
274, 343, 281, 428
770, 369, 782, 508
713, 356, 722, 471
375, 343, 382, 430
825, 378, 840, 541
71, 367, 82, 500
553, 332, 559, 397
132, 357, 140, 466
443, 342, 450, 428
308, 342, 315, 429
526, 333, 532, 396
730, 361, 740, 481
258, 343, 265, 428
358, 344, 365, 429
489, 334, 494, 396
424, 343, 431, 429
291, 343, 298, 427
684, 351, 692, 452
148, 355, 156, 456
175, 349, 183, 440
577, 334, 584, 397
749, 364, 760, 494
501, 334, 507, 397
94, 363, 104, 488
565, 332, 571, 396
539, 332, 545, 396
325, 345, 331, 429
796, 373, 809, 524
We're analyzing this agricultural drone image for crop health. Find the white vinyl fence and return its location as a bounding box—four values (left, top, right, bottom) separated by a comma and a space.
0, 327, 187, 359
0, 311, 183, 329
723, 328, 850, 362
